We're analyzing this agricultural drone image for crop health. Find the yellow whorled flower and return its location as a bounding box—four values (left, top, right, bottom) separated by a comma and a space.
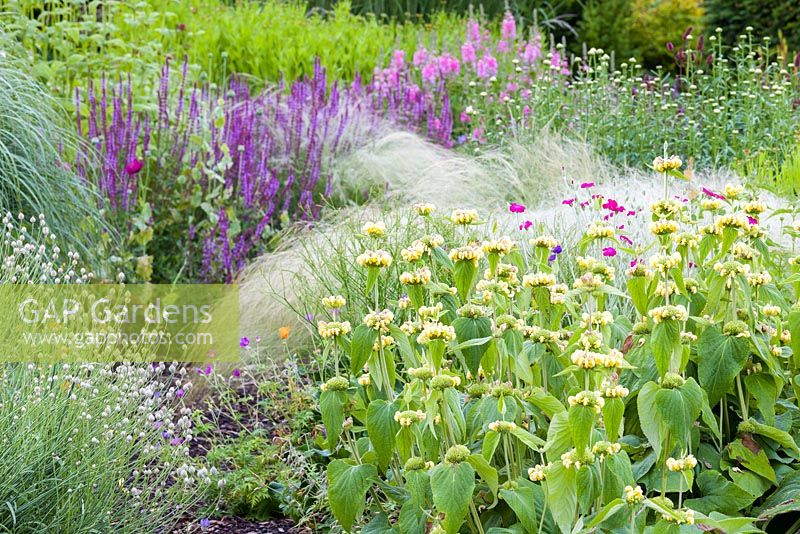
357, 374, 370, 386
732, 242, 756, 260
655, 280, 678, 297
579, 330, 603, 350
394, 410, 426, 427
762, 304, 781, 317
357, 249, 392, 268
419, 302, 444, 321
657, 220, 689, 241
487, 420, 517, 432
417, 322, 456, 344
401, 241, 427, 262
495, 314, 524, 332
528, 464, 547, 482
486, 263, 519, 284
363, 309, 394, 331
666, 454, 697, 472
714, 260, 750, 287
662, 509, 695, 526
626, 263, 655, 278
550, 283, 568, 304
701, 198, 723, 211
450, 208, 479, 225
742, 200, 766, 215
317, 320, 352, 339
361, 221, 386, 237
592, 441, 622, 459
649, 252, 682, 274
571, 349, 603, 369
714, 213, 749, 232
399, 266, 432, 285
372, 335, 396, 351
603, 383, 629, 398
600, 349, 626, 368
413, 202, 436, 216
624, 485, 644, 505
321, 295, 346, 309
581, 311, 614, 328
522, 272, 557, 288
449, 245, 483, 265
650, 199, 683, 218
523, 325, 559, 343
530, 235, 559, 249
420, 234, 445, 249
568, 390, 605, 412
400, 319, 422, 335
482, 236, 515, 255
586, 222, 615, 239
648, 304, 688, 323
724, 183, 744, 199
398, 296, 411, 309
577, 256, 615, 280
653, 155, 682, 173
573, 273, 604, 290
673, 232, 699, 249
746, 270, 772, 287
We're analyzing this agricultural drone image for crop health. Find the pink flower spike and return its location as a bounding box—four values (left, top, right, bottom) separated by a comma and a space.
602, 247, 617, 257
509, 202, 526, 213
562, 198, 576, 206
580, 182, 595, 189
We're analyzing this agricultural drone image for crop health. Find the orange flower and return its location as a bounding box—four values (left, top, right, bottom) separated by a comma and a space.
278, 326, 290, 340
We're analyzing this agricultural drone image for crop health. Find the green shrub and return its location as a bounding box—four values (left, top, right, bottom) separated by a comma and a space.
704, 0, 800, 51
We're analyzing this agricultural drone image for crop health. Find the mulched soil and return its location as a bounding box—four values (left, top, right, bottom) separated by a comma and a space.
172, 371, 309, 533
175, 515, 299, 533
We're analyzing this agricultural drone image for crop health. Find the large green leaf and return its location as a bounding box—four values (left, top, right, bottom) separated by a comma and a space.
655, 378, 704, 450
367, 399, 400, 470
544, 411, 572, 463
467, 454, 498, 501
743, 374, 778, 425
745, 419, 800, 458
546, 463, 577, 534
453, 316, 492, 376
754, 470, 800, 521
697, 325, 750, 405
684, 470, 758, 515
725, 439, 776, 483
568, 404, 595, 453
327, 460, 378, 532
499, 480, 552, 534
430, 462, 476, 534
351, 324, 378, 374
320, 389, 345, 451
453, 260, 477, 301
651, 319, 681, 378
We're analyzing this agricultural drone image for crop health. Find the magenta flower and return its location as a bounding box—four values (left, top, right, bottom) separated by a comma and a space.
125, 158, 143, 175
196, 364, 213, 376
630, 259, 639, 268
580, 182, 594, 189
747, 216, 758, 225
702, 187, 725, 200
519, 220, 533, 230
391, 50, 405, 69
509, 202, 526, 213
232, 368, 241, 378
239, 336, 250, 348
627, 210, 637, 216
461, 42, 476, 65
602, 198, 625, 213
175, 388, 185, 398
602, 247, 617, 257
562, 198, 576, 206
620, 235, 633, 245
413, 47, 428, 67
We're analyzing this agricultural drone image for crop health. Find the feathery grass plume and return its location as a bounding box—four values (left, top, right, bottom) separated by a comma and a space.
0, 36, 103, 262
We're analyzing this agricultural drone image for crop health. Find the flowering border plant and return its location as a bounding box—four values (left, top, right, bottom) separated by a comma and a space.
304, 155, 800, 533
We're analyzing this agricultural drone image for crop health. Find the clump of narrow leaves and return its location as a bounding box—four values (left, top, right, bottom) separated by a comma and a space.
308, 158, 800, 533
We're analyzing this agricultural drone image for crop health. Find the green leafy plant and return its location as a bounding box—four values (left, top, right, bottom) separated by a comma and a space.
298, 153, 800, 532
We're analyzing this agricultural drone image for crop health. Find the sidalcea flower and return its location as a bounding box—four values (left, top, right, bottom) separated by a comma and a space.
509, 202, 526, 213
